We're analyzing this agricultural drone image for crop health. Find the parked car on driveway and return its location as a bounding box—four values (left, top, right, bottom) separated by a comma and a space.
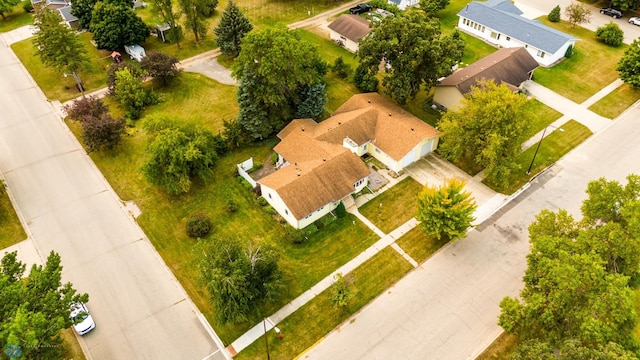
350, 4, 372, 14
124, 44, 146, 62
630, 17, 640, 26
600, 7, 622, 18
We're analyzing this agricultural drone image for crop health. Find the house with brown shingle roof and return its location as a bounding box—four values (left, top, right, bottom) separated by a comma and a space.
433, 47, 538, 110
258, 93, 440, 229
327, 14, 372, 53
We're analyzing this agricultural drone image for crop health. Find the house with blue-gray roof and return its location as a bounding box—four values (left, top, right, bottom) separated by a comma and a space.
457, 0, 579, 66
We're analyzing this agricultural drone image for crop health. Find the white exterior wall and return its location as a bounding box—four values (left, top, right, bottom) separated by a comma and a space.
329, 30, 360, 53
367, 143, 402, 172
457, 16, 574, 66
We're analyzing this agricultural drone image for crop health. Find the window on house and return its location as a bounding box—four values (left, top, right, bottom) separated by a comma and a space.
481, 26, 485, 32
537, 50, 545, 58
374, 147, 381, 153
490, 32, 500, 40
506, 36, 510, 41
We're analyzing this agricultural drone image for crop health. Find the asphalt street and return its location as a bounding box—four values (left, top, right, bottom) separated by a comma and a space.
303, 96, 640, 358
0, 29, 227, 360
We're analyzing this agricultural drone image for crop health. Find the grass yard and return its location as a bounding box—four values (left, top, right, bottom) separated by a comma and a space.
67, 73, 380, 343
235, 246, 413, 360
532, 18, 627, 104
0, 2, 32, 33
484, 120, 593, 194
476, 332, 519, 360
359, 177, 423, 234
395, 226, 449, 264
523, 100, 563, 140
60, 328, 87, 360
589, 83, 640, 119
0, 186, 27, 250
11, 33, 112, 101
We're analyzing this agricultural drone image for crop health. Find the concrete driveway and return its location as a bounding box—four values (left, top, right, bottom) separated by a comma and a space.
0, 29, 227, 360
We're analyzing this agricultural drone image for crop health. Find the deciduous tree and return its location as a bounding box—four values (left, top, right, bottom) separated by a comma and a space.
141, 116, 218, 194
33, 9, 89, 89
140, 50, 181, 85
610, 0, 639, 12
419, 0, 449, 14
90, 0, 150, 50
0, 0, 20, 20
618, 39, 640, 87
232, 25, 327, 140
114, 67, 157, 119
499, 176, 640, 355
437, 81, 532, 189
596, 22, 624, 46
81, 113, 125, 152
199, 238, 284, 323
70, 0, 100, 29
214, 0, 253, 58
564, 2, 591, 27
178, 0, 209, 43
356, 11, 464, 104
416, 178, 476, 241
0, 251, 89, 359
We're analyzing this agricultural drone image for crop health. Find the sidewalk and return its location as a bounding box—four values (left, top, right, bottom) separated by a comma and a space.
520, 79, 619, 150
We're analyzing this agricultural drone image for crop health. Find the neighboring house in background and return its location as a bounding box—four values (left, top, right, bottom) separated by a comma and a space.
457, 0, 579, 66
327, 14, 372, 53
433, 47, 538, 110
31, 0, 69, 9
58, 6, 79, 29
258, 93, 441, 229
388, 0, 418, 10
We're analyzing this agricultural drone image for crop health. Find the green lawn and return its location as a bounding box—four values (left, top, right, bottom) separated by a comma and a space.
476, 332, 519, 360
0, 187, 27, 250
484, 120, 593, 194
532, 18, 627, 104
359, 177, 423, 234
395, 226, 449, 264
589, 83, 640, 119
524, 100, 563, 140
235, 246, 413, 359
0, 2, 33, 33
66, 72, 381, 343
11, 33, 112, 101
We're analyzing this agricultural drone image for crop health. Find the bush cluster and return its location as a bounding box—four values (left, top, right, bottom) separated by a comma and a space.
186, 213, 212, 238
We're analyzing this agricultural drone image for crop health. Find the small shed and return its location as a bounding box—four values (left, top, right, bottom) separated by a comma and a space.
155, 23, 172, 43
327, 14, 372, 53
58, 6, 79, 29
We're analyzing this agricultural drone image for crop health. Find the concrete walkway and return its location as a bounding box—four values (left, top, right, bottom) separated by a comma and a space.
521, 79, 619, 150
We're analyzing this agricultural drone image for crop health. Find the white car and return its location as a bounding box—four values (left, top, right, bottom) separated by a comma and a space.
630, 17, 640, 26
70, 303, 96, 335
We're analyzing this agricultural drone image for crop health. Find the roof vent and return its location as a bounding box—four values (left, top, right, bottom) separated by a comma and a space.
323, 158, 326, 161
368, 100, 371, 103
389, 113, 392, 116
338, 121, 341, 125
297, 172, 301, 176
301, 127, 305, 131
411, 127, 414, 131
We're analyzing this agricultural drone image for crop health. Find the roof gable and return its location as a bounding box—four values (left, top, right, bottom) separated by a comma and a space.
458, 0, 578, 53
438, 47, 538, 93
327, 14, 372, 42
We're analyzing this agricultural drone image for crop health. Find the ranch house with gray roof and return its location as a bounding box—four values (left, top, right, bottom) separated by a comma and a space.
457, 0, 579, 66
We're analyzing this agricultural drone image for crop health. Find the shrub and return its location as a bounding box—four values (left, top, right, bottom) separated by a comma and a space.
81, 113, 125, 152
547, 5, 561, 22
212, 134, 228, 156
227, 199, 237, 213
23, 1, 33, 13
335, 201, 347, 218
186, 213, 212, 238
367, 0, 401, 15
595, 22, 624, 47
140, 51, 181, 86
265, 206, 277, 215
329, 273, 353, 308
106, 62, 143, 95
304, 223, 319, 236
65, 96, 109, 123
257, 197, 268, 206
332, 57, 352, 79
564, 44, 574, 58
270, 152, 278, 166
284, 225, 307, 244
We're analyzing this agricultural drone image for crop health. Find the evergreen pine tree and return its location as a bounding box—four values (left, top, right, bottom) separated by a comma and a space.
548, 5, 561, 22
214, 0, 253, 58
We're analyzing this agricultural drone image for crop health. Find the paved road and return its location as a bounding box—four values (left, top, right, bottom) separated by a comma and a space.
303, 104, 640, 357
0, 28, 227, 360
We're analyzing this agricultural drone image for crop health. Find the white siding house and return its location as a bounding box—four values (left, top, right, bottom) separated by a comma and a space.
457, 0, 578, 66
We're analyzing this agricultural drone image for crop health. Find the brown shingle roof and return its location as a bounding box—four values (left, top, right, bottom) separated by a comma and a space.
259, 93, 439, 220
327, 14, 372, 42
437, 47, 538, 94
